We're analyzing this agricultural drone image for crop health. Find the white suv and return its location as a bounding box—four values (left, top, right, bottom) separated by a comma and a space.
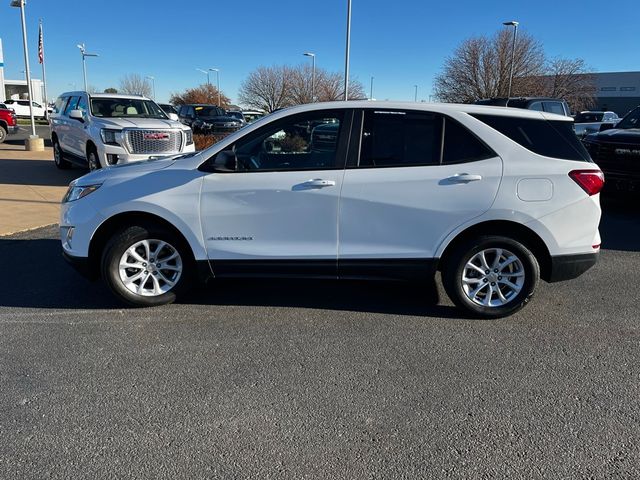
60, 101, 603, 318
50, 92, 194, 170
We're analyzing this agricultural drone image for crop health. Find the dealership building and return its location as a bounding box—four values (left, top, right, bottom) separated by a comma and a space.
591, 71, 640, 115
0, 38, 45, 105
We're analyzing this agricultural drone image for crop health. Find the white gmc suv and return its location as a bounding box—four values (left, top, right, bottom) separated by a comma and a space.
60, 101, 603, 318
50, 92, 194, 170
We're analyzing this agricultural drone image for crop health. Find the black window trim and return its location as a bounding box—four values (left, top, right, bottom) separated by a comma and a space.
199, 109, 354, 173
348, 108, 497, 170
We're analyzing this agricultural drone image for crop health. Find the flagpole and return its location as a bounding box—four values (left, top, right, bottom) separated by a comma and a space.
39, 19, 48, 119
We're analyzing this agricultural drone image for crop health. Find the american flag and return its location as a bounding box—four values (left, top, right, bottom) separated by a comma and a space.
37, 22, 44, 64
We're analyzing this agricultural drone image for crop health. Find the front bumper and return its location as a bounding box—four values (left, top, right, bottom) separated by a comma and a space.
548, 252, 598, 282
98, 142, 196, 167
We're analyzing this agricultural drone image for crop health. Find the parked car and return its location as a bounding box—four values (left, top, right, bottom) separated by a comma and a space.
474, 97, 572, 117
3, 99, 47, 119
0, 102, 15, 112
582, 105, 640, 192
158, 103, 180, 121
0, 106, 19, 143
242, 110, 265, 123
177, 104, 243, 134
226, 110, 246, 124
60, 101, 602, 318
49, 92, 194, 171
573, 111, 620, 138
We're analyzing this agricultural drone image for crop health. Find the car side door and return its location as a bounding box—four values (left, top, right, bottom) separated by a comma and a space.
199, 109, 352, 277
338, 109, 503, 279
61, 96, 83, 156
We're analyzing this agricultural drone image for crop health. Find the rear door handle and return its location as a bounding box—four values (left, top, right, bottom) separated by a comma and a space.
302, 179, 336, 188
446, 173, 482, 183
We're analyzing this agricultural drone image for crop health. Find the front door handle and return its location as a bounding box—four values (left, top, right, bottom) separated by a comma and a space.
446, 173, 482, 183
302, 179, 336, 188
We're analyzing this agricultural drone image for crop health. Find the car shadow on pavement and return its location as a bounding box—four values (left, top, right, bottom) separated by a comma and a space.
0, 158, 83, 188
600, 196, 640, 252
0, 233, 460, 317
184, 277, 461, 318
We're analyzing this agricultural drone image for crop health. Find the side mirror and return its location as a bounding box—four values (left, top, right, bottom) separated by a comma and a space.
69, 109, 84, 122
211, 150, 238, 172
168, 112, 179, 121
599, 122, 615, 132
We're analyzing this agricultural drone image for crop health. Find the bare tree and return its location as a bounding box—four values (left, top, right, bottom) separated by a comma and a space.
238, 66, 292, 113
433, 29, 595, 110
541, 58, 596, 112
434, 29, 545, 103
169, 84, 230, 109
119, 74, 152, 97
239, 64, 367, 111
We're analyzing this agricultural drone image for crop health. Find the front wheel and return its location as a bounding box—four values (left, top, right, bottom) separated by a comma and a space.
0, 127, 6, 144
101, 225, 193, 307
442, 236, 540, 318
87, 148, 101, 171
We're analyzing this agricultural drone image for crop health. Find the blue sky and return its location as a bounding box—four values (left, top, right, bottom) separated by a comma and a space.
1, 0, 638, 105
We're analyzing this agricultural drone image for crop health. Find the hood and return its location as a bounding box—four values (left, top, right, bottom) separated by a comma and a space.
73, 155, 184, 186
96, 117, 185, 129
588, 128, 640, 144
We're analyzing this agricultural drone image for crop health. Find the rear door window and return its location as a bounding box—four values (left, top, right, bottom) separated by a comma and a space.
358, 110, 442, 167
472, 114, 592, 162
442, 117, 495, 164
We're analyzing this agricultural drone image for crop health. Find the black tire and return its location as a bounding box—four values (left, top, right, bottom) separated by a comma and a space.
53, 137, 71, 169
442, 235, 540, 318
101, 224, 193, 307
87, 146, 101, 171
0, 126, 6, 144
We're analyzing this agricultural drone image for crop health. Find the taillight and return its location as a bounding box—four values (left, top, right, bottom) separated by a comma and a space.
569, 169, 604, 196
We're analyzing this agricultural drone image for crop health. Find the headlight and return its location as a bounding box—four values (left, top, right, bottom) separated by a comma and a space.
62, 184, 102, 203
185, 129, 193, 145
100, 129, 120, 145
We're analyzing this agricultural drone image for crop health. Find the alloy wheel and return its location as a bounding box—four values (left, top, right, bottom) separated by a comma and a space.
118, 239, 183, 297
461, 248, 525, 307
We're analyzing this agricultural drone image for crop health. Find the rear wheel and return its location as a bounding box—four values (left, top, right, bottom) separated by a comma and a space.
53, 137, 71, 169
101, 225, 193, 307
442, 235, 539, 318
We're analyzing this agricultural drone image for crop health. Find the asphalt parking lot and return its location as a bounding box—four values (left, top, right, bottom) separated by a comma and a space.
0, 197, 639, 479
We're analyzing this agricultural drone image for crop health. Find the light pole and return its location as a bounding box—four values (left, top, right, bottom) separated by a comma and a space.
10, 0, 37, 141
146, 76, 155, 99
209, 68, 220, 106
414, 85, 418, 102
370, 76, 374, 100
197, 68, 210, 85
344, 0, 352, 100
503, 20, 519, 98
77, 43, 98, 91
303, 52, 316, 102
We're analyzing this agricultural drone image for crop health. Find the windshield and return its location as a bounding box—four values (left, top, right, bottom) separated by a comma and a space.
615, 107, 640, 130
194, 106, 224, 117
575, 112, 604, 123
90, 98, 167, 119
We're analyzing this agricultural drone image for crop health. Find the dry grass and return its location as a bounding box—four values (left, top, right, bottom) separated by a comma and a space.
194, 133, 230, 151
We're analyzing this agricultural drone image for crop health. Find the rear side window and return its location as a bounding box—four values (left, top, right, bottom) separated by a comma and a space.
543, 102, 566, 116
359, 110, 442, 167
442, 117, 495, 164
471, 114, 592, 162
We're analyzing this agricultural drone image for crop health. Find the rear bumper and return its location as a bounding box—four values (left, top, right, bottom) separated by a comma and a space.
6, 125, 19, 135
548, 252, 598, 282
